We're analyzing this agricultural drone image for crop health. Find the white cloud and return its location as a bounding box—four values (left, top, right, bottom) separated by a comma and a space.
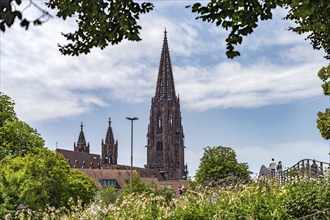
176, 59, 325, 111
1, 2, 328, 123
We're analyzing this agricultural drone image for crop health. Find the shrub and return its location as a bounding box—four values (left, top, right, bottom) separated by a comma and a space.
7, 173, 330, 219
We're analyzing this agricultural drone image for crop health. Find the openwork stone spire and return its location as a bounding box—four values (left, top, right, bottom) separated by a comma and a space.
154, 29, 176, 101
74, 122, 90, 153
102, 118, 118, 165
146, 30, 188, 180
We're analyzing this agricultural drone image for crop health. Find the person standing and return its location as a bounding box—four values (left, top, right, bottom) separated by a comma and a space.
269, 158, 276, 177
310, 160, 319, 177
277, 161, 283, 173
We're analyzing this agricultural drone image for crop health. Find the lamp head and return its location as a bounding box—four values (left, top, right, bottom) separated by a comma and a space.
126, 117, 139, 121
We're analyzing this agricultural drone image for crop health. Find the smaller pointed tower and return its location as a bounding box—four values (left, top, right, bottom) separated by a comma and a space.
102, 118, 118, 165
74, 122, 90, 153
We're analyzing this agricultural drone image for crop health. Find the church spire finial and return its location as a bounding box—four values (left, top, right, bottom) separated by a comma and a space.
105, 117, 114, 144
154, 29, 176, 101
74, 121, 90, 153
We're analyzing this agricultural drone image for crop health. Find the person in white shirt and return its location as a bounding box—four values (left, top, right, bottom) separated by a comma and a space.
269, 158, 276, 177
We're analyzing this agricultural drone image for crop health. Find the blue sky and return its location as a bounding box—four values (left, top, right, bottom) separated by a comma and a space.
1, 1, 329, 177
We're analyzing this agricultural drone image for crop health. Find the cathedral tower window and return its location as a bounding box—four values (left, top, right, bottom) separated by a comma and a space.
156, 141, 163, 164
157, 113, 162, 133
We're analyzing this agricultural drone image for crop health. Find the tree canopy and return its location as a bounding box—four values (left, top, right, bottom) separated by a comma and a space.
1, 0, 153, 55
0, 148, 95, 215
0, 93, 16, 126
317, 64, 330, 140
0, 93, 95, 215
195, 146, 250, 184
0, 92, 45, 161
1, 1, 328, 58
188, 0, 330, 59
0, 0, 51, 32
46, 0, 154, 55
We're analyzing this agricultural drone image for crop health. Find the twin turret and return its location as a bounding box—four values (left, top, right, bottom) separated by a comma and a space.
74, 118, 118, 165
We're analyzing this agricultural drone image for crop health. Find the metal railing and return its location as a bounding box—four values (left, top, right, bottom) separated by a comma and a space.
276, 159, 330, 184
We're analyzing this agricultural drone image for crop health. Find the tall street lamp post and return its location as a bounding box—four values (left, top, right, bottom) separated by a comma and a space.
126, 117, 139, 193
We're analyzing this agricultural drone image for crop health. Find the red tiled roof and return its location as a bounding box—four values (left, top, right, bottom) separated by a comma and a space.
55, 148, 101, 169
103, 164, 165, 180
79, 169, 138, 188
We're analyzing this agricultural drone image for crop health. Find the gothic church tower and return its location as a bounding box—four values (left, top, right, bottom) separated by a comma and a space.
74, 122, 90, 153
146, 30, 188, 180
102, 118, 118, 165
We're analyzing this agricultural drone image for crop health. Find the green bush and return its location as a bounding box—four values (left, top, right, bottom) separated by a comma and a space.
282, 174, 330, 219
0, 149, 95, 217
6, 174, 330, 220
96, 186, 121, 205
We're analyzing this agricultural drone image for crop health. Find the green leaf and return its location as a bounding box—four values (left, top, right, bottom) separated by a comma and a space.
20, 19, 29, 30
192, 3, 202, 12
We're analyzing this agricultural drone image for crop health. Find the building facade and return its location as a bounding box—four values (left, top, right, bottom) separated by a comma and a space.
145, 31, 188, 180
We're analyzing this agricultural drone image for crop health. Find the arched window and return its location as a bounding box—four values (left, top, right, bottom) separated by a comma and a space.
156, 141, 163, 164
156, 141, 163, 151
157, 113, 162, 133
169, 114, 173, 126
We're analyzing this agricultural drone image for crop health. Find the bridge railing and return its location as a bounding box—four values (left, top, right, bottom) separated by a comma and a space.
276, 159, 329, 184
